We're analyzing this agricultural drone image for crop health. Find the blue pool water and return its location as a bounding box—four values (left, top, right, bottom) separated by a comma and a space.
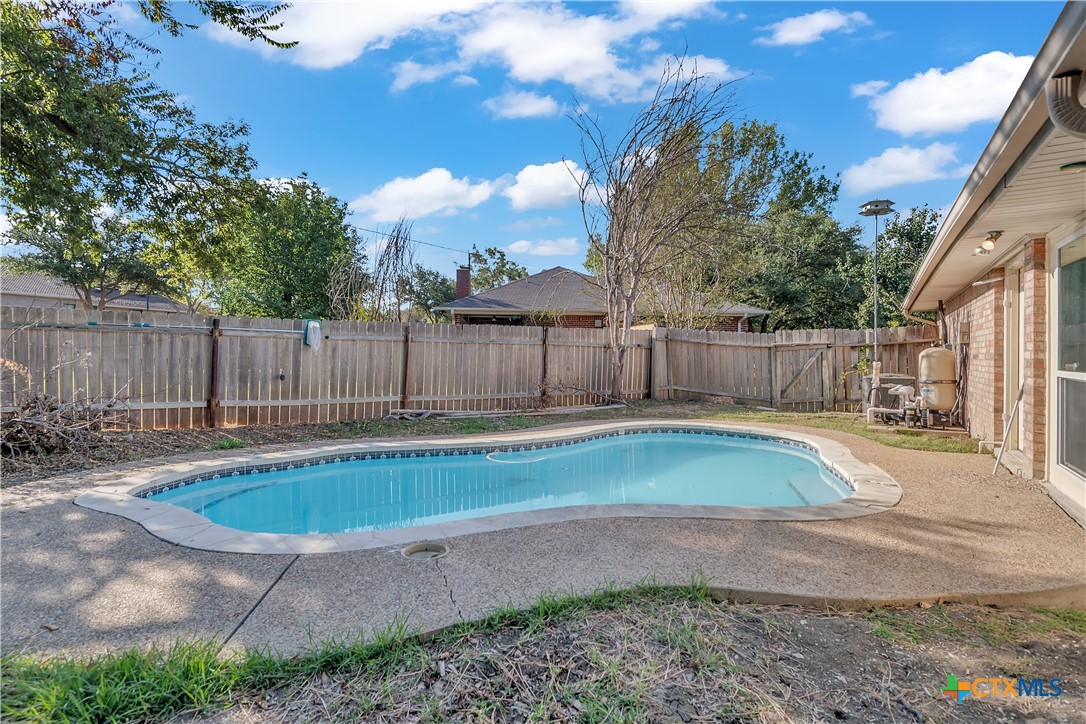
148, 432, 851, 534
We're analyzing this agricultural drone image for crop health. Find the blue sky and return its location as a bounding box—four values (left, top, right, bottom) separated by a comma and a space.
139, 1, 1059, 276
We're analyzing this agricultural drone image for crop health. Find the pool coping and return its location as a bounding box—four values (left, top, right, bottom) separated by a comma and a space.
73, 420, 903, 554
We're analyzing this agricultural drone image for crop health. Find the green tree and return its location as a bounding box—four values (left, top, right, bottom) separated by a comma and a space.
468, 247, 528, 293
213, 179, 364, 319
737, 211, 868, 332
628, 117, 860, 332
144, 233, 221, 314
1, 0, 289, 243
406, 265, 456, 322
855, 205, 940, 328
5, 213, 165, 311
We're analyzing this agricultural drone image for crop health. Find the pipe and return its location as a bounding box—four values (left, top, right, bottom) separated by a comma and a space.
993, 384, 1025, 475
1046, 70, 1086, 139
937, 300, 948, 346
867, 406, 899, 423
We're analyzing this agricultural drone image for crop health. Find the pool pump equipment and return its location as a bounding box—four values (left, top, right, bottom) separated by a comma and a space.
865, 345, 957, 428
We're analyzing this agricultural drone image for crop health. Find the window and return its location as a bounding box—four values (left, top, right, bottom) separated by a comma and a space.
1056, 235, 1085, 478
1057, 237, 1085, 373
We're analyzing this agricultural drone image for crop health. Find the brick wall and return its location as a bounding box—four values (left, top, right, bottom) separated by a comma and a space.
1021, 238, 1047, 478
453, 313, 606, 328
454, 314, 750, 330
547, 314, 607, 328
943, 268, 1004, 444
705, 317, 750, 333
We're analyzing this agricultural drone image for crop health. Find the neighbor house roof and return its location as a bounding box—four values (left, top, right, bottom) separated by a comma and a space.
435, 266, 770, 317
0, 272, 186, 313
904, 2, 1086, 311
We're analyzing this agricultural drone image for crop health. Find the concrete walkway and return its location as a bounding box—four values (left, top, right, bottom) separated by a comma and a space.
3, 423, 1084, 657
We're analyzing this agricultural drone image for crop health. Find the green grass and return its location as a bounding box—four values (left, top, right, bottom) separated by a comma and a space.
208, 437, 245, 451
864, 605, 1086, 647
0, 581, 712, 724
299, 402, 981, 456
5, 584, 1083, 723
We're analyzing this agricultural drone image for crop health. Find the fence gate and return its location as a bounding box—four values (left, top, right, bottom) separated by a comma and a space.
773, 344, 833, 411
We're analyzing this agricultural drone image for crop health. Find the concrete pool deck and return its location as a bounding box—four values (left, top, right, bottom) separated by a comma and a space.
2, 421, 1084, 657
72, 422, 903, 554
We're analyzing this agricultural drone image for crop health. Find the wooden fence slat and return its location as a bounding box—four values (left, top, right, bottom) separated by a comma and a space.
0, 305, 940, 428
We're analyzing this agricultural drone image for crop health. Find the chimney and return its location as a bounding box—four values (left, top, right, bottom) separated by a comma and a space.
456, 265, 471, 299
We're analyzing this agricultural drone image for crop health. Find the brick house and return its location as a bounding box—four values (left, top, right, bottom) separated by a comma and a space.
903, 3, 1085, 525
435, 266, 770, 331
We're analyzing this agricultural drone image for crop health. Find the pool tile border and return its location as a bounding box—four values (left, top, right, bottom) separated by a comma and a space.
74, 421, 902, 554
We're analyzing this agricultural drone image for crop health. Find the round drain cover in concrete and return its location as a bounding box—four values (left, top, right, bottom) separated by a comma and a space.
402, 542, 448, 560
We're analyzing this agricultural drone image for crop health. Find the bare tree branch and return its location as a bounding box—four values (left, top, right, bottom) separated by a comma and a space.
572, 55, 744, 400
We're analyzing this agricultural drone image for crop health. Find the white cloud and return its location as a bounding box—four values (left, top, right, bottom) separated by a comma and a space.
507, 238, 580, 256
350, 168, 500, 222
392, 60, 466, 92
842, 143, 971, 195
483, 90, 561, 119
858, 51, 1033, 136
755, 9, 871, 46
501, 216, 563, 232
452, 74, 479, 87
208, 0, 731, 103
459, 4, 734, 102
850, 80, 888, 98
208, 0, 493, 69
502, 160, 584, 210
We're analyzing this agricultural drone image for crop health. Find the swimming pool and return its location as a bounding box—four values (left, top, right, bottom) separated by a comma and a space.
145, 431, 852, 535
75, 422, 902, 554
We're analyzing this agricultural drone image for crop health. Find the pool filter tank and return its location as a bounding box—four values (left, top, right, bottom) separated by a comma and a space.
918, 347, 956, 411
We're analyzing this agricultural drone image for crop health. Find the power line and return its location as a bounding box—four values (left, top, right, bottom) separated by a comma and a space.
353, 226, 471, 256
354, 225, 551, 273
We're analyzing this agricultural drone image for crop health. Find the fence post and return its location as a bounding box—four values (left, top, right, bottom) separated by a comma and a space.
400, 325, 411, 409
821, 346, 835, 412
208, 318, 221, 428
769, 342, 780, 409
540, 326, 550, 406
650, 327, 670, 400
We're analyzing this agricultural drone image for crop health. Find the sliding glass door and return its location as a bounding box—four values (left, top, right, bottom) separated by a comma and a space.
1055, 234, 1085, 487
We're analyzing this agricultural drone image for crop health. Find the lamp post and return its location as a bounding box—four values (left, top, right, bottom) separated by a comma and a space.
860, 198, 895, 390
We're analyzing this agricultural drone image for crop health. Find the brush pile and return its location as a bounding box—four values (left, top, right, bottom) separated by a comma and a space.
1, 358, 130, 459
1, 391, 130, 458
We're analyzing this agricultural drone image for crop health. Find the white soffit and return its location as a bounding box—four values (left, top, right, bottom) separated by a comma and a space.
906, 2, 1086, 311
912, 128, 1086, 310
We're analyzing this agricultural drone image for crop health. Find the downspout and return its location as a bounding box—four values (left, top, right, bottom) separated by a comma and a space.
1046, 70, 1086, 139
937, 300, 948, 346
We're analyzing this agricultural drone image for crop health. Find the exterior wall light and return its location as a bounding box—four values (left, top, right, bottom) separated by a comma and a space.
981, 230, 1003, 251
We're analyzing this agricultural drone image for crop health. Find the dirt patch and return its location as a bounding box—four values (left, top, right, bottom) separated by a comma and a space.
195, 600, 1085, 724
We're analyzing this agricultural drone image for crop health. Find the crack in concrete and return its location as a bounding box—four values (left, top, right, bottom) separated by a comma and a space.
434, 557, 463, 621
219, 554, 299, 652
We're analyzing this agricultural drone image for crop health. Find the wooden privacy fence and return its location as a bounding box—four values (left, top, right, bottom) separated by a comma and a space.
657, 325, 939, 412
0, 306, 937, 429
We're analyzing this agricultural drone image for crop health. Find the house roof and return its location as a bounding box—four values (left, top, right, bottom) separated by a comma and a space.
0, 272, 186, 313
904, 2, 1086, 311
434, 266, 770, 317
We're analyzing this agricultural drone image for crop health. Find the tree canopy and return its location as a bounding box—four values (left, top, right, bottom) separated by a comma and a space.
6, 213, 165, 311
855, 205, 940, 328
213, 179, 364, 319
0, 0, 291, 236
469, 247, 528, 293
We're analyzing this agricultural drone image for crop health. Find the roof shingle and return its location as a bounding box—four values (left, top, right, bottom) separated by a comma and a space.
435, 266, 770, 317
